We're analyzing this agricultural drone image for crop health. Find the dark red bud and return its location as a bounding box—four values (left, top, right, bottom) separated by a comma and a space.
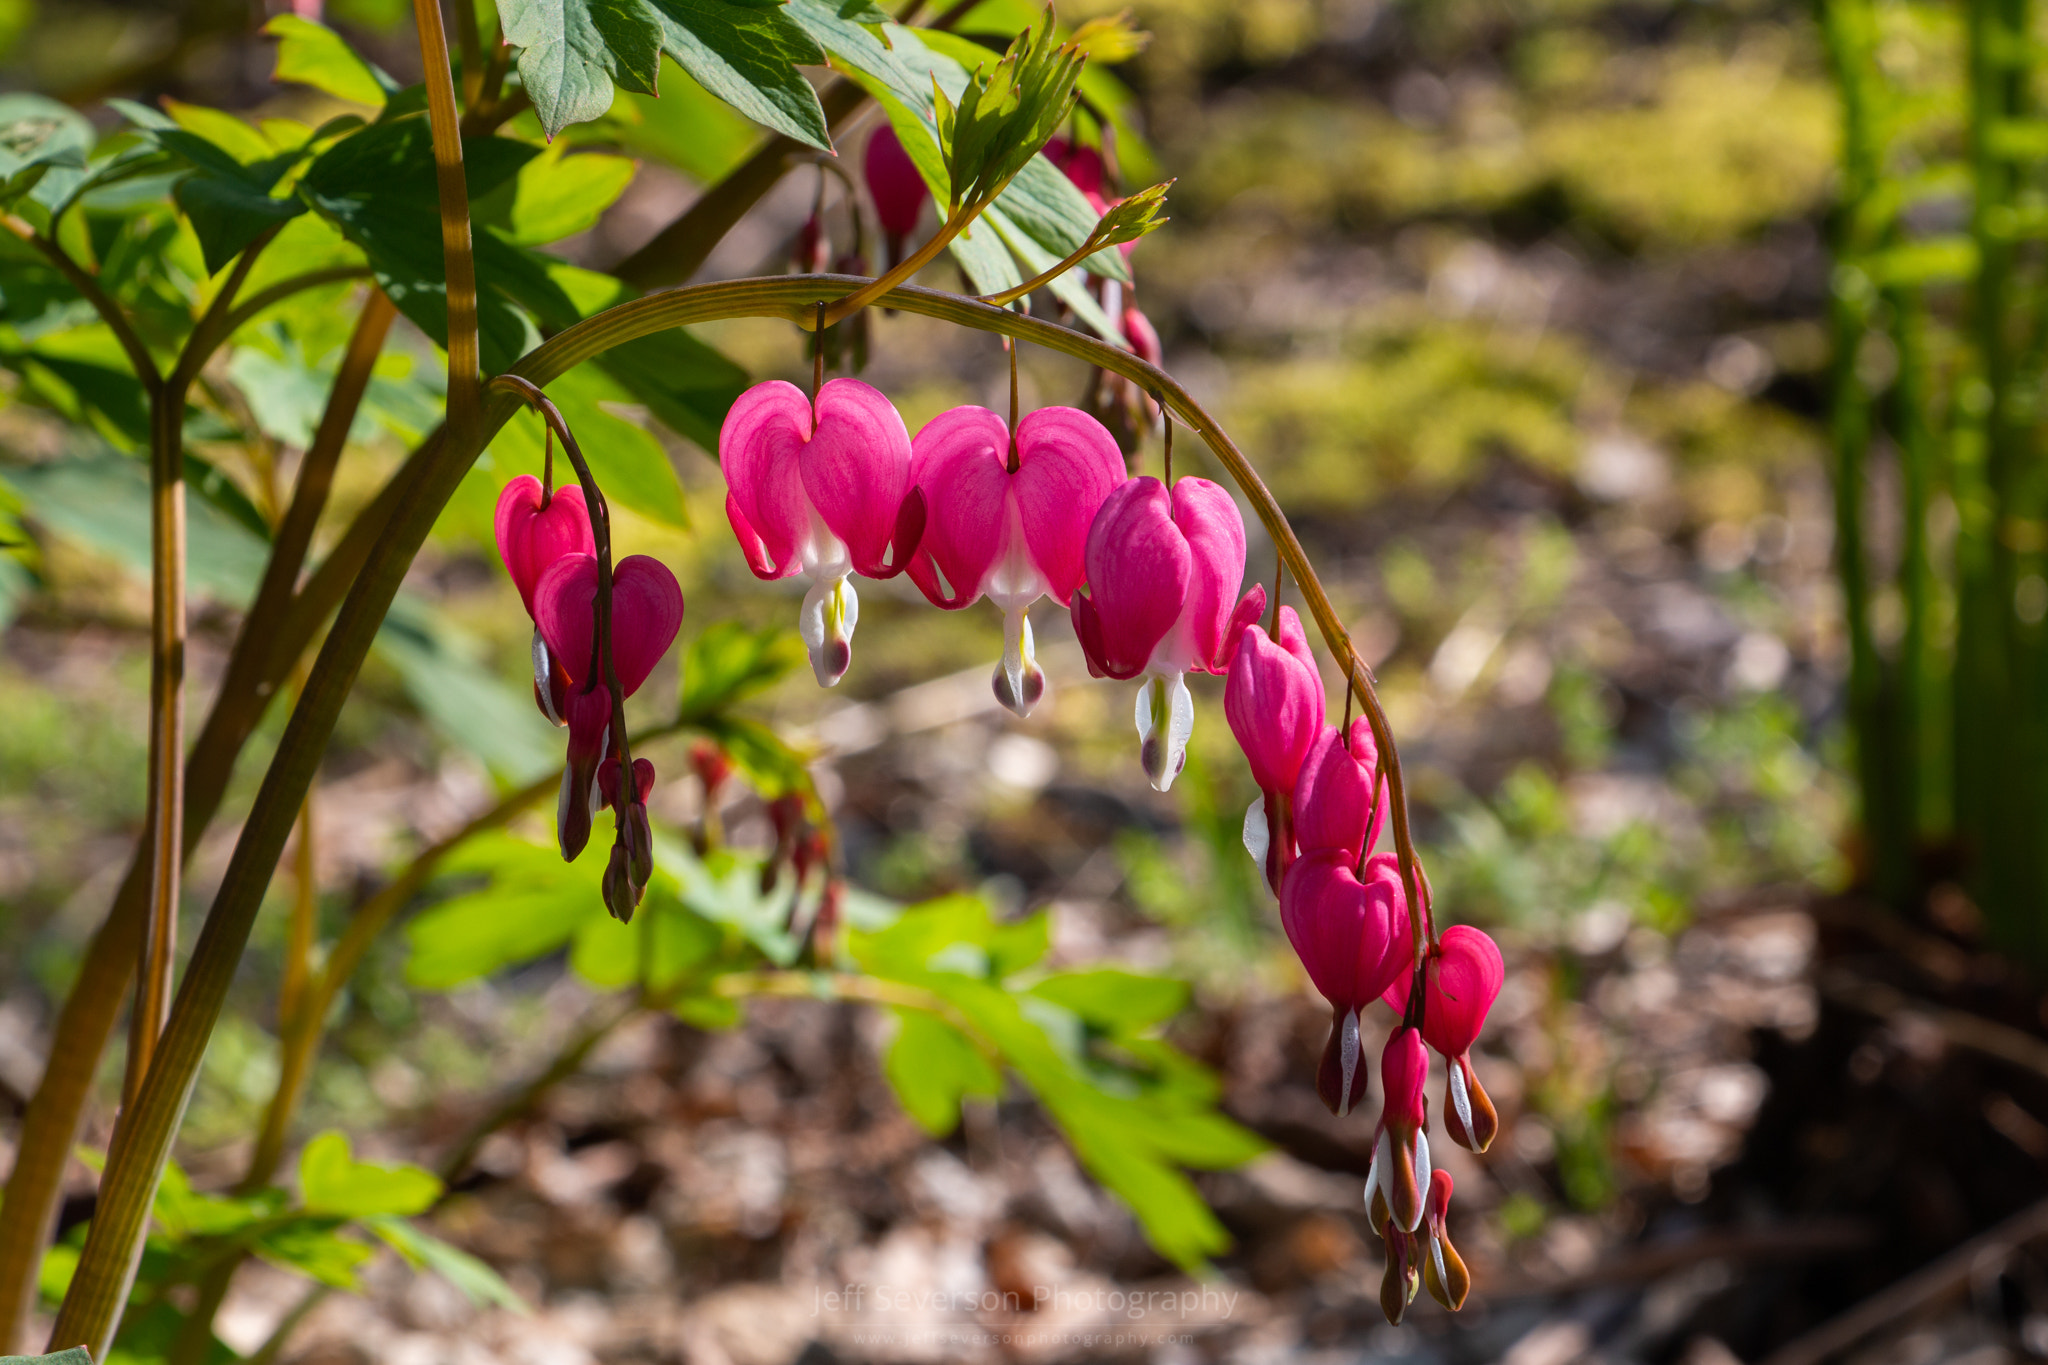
602, 844, 640, 922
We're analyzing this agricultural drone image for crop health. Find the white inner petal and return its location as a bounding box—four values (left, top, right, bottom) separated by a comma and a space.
1449, 1057, 1474, 1139
1407, 1131, 1432, 1232
800, 572, 859, 686
1242, 794, 1269, 866
797, 498, 851, 579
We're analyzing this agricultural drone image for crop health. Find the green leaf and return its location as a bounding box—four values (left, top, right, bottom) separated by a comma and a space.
475, 143, 637, 246
648, 0, 832, 151
929, 8, 1083, 212
785, 0, 928, 106
2, 454, 269, 602
906, 28, 1129, 284
366, 1217, 528, 1312
406, 832, 608, 988
152, 1161, 275, 1240
986, 911, 1049, 977
848, 897, 1267, 1272
680, 620, 806, 719
570, 888, 722, 988
983, 202, 1120, 342
252, 1220, 377, 1288
658, 839, 799, 963
883, 1010, 1000, 1135
1029, 970, 1187, 1031
297, 118, 544, 370
501, 0, 666, 139
299, 1130, 443, 1217
265, 14, 396, 106
605, 75, 760, 181
0, 95, 93, 212
3, 1350, 94, 1365
174, 170, 307, 275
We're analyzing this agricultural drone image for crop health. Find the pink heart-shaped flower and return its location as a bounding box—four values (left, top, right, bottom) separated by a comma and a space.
533, 553, 684, 699
1226, 605, 1326, 796
1278, 848, 1405, 1011
1293, 719, 1389, 864
495, 476, 593, 617
719, 377, 917, 581
908, 404, 1127, 611
1385, 923, 1504, 1060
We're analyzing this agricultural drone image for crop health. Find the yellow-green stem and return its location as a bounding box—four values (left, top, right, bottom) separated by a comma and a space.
414, 0, 480, 434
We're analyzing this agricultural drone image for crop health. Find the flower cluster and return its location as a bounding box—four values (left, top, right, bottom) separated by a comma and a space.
495, 474, 683, 920
1225, 612, 1505, 1322
717, 372, 1259, 790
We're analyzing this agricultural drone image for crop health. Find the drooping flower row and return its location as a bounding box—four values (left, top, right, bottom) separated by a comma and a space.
1227, 605, 1506, 1319
718, 376, 1261, 793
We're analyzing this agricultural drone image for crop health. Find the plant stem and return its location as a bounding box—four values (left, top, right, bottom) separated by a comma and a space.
820, 199, 990, 326
414, 0, 480, 435
214, 267, 375, 340
1, 215, 160, 390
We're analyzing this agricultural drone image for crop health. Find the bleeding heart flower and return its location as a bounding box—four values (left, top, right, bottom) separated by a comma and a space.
496, 476, 594, 614
907, 404, 1127, 715
533, 552, 684, 862
1420, 1169, 1470, 1312
1228, 605, 1326, 893
1385, 922, 1505, 1153
719, 378, 924, 687
1363, 1026, 1431, 1235
865, 125, 927, 269
1070, 476, 1265, 790
1292, 718, 1389, 865
495, 476, 596, 727
1279, 849, 1406, 1116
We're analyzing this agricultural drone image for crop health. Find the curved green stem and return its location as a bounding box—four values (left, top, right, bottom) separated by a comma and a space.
2, 214, 161, 392
214, 267, 375, 342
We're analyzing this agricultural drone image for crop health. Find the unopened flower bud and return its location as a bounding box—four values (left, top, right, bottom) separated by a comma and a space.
1421, 1169, 1470, 1312
1364, 1027, 1431, 1234
602, 844, 640, 923
793, 212, 830, 275
1376, 1219, 1420, 1326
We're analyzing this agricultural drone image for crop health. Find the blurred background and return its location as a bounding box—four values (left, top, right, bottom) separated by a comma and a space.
6, 0, 2047, 1362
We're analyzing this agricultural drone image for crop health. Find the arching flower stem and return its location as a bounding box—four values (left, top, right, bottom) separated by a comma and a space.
539, 275, 1433, 955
